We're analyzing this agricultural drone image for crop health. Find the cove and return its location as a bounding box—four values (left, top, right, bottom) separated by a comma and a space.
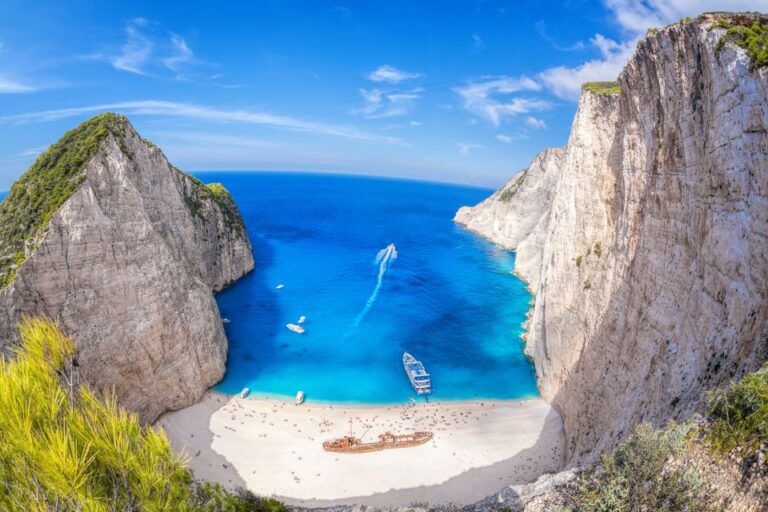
196, 172, 538, 403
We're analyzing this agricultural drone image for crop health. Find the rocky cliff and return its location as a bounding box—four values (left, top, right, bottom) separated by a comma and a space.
0, 113, 254, 422
456, 13, 768, 463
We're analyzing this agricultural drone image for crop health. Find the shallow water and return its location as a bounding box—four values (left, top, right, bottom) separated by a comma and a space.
197, 172, 537, 404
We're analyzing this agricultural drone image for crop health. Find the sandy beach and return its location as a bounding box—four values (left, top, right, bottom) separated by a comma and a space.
158, 392, 564, 507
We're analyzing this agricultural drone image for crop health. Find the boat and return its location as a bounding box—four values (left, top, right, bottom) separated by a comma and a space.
222, 318, 231, 324
276, 284, 285, 289
323, 431, 433, 453
286, 323, 305, 334
403, 352, 432, 395
240, 387, 250, 398
298, 315, 306, 324
295, 391, 305, 405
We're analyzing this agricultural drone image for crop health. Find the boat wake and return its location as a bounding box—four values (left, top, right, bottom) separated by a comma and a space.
347, 243, 398, 334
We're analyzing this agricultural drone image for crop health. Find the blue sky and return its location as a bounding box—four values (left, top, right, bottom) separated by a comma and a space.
0, 0, 765, 190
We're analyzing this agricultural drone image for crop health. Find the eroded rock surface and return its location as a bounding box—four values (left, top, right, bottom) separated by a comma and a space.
456, 13, 768, 462
0, 115, 254, 421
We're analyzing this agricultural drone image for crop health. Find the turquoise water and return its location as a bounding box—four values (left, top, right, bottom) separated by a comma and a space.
198, 172, 538, 404
1, 175, 538, 403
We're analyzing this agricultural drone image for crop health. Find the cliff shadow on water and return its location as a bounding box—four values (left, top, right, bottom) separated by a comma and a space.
215, 232, 284, 388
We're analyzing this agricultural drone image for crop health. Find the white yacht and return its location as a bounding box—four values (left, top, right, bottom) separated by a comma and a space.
403, 352, 432, 395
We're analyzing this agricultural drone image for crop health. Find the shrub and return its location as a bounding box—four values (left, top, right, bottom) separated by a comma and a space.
593, 242, 602, 258
570, 422, 714, 511
583, 280, 591, 290
498, 169, 528, 202
708, 366, 768, 457
717, 20, 768, 67
0, 317, 283, 511
575, 255, 583, 268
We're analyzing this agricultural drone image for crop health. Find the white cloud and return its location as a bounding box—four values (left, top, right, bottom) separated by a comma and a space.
354, 87, 423, 118
457, 143, 483, 156
536, 0, 768, 101
366, 65, 422, 84
538, 34, 635, 101
495, 134, 513, 144
409, 121, 422, 126
0, 100, 401, 143
0, 77, 36, 93
526, 116, 547, 129
603, 0, 768, 34
110, 18, 199, 79
455, 76, 549, 125
163, 35, 193, 72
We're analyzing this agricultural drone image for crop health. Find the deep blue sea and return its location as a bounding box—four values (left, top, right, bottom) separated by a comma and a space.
1, 173, 538, 403
196, 172, 538, 404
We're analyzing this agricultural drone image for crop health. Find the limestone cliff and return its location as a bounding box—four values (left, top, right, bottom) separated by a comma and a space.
0, 113, 254, 422
455, 13, 768, 462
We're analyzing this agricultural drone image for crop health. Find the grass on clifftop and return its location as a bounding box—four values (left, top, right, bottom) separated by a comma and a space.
0, 113, 129, 289
0, 317, 285, 512
583, 81, 621, 95
181, 172, 245, 233
716, 19, 768, 68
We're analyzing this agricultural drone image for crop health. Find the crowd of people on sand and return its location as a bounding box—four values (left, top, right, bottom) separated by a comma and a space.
212, 396, 501, 444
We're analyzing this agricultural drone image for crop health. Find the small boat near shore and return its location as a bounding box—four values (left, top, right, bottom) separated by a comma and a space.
286, 323, 305, 334
295, 391, 305, 405
240, 387, 250, 398
403, 352, 431, 395
323, 431, 433, 453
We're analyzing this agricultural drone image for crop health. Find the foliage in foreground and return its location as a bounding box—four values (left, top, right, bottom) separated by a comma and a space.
708, 365, 768, 459
564, 422, 713, 512
0, 317, 285, 512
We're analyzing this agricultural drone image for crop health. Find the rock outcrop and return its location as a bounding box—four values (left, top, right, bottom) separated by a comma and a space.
456, 13, 768, 462
0, 113, 254, 422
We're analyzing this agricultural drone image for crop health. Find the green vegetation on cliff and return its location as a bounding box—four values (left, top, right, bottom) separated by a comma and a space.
498, 168, 528, 202
181, 172, 245, 233
0, 317, 284, 512
567, 422, 714, 511
709, 365, 768, 458
0, 113, 129, 288
716, 18, 768, 68
583, 81, 621, 95
559, 365, 768, 511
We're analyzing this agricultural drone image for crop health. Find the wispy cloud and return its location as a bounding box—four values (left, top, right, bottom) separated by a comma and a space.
525, 116, 547, 129
353, 88, 423, 118
366, 65, 422, 84
0, 77, 36, 93
0, 42, 38, 93
538, 34, 635, 101
455, 76, 549, 126
471, 33, 486, 52
0, 100, 401, 143
495, 134, 513, 144
534, 0, 768, 101
110, 18, 201, 79
603, 0, 768, 34
457, 142, 483, 156
534, 21, 585, 52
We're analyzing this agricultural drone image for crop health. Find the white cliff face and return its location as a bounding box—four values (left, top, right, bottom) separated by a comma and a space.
0, 119, 254, 422
455, 14, 768, 462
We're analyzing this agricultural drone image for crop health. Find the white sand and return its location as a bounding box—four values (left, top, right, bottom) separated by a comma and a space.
158, 392, 564, 507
